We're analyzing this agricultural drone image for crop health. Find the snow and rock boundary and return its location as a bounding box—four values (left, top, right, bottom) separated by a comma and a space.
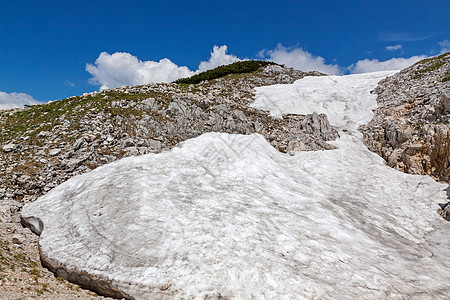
20, 71, 450, 298
360, 54, 449, 180
1, 65, 338, 298
19, 216, 132, 298
359, 53, 450, 220
40, 248, 132, 300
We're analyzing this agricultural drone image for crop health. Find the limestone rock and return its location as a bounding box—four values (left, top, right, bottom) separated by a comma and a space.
2, 143, 16, 152
49, 149, 61, 156
383, 121, 412, 148
441, 90, 450, 113
0, 64, 340, 298
73, 137, 87, 151
299, 112, 337, 141
361, 52, 450, 183
439, 203, 450, 221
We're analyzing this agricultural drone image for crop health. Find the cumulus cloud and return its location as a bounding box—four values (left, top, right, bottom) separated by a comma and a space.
0, 91, 41, 110
439, 40, 450, 54
261, 44, 340, 75
86, 45, 244, 90
86, 44, 435, 90
86, 52, 194, 90
197, 45, 241, 72
385, 44, 402, 52
349, 56, 427, 74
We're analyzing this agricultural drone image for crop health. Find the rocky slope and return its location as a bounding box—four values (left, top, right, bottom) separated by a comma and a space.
17, 69, 450, 299
0, 64, 337, 298
2, 55, 449, 298
360, 52, 450, 219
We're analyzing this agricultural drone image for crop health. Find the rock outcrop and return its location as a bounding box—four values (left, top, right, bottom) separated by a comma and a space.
19, 76, 450, 299
361, 53, 450, 181
360, 52, 450, 220
0, 64, 337, 298
0, 66, 337, 208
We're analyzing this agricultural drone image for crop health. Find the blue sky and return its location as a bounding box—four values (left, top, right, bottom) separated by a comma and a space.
0, 0, 449, 107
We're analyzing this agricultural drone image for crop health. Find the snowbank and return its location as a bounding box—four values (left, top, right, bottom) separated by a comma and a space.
22, 71, 450, 299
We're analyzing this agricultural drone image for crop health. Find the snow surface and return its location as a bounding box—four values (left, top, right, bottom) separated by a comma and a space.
252, 71, 397, 136
22, 71, 450, 299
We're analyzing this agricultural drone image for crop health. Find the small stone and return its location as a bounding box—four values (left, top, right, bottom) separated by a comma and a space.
2, 143, 16, 152
49, 149, 61, 156
148, 140, 162, 152
37, 131, 50, 137
73, 138, 87, 151
0, 204, 11, 223
125, 147, 139, 156
254, 121, 263, 132
12, 235, 22, 244
121, 138, 135, 148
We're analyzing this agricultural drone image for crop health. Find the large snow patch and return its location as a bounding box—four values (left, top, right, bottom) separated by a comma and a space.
22, 71, 450, 299
252, 71, 396, 135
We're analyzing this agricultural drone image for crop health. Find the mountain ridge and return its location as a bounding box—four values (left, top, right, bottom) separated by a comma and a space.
0, 63, 335, 298
0, 57, 449, 298
359, 52, 450, 218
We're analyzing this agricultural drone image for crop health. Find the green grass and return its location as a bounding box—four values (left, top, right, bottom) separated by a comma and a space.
0, 88, 174, 145
0, 61, 280, 145
174, 60, 278, 84
412, 52, 450, 80
412, 52, 450, 67
413, 61, 445, 79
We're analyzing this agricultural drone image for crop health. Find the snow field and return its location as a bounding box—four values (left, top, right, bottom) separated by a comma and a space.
22, 71, 450, 299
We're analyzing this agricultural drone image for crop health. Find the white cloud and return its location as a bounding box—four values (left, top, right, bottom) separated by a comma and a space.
197, 45, 241, 72
439, 40, 450, 54
86, 44, 436, 90
86, 52, 194, 90
86, 46, 245, 90
385, 44, 402, 52
0, 91, 41, 110
262, 44, 340, 75
349, 56, 427, 74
